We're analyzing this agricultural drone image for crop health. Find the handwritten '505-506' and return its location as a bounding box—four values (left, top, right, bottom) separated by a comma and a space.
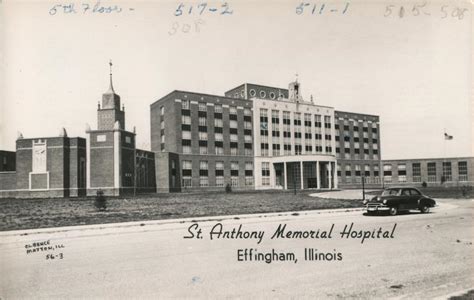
384, 3, 469, 20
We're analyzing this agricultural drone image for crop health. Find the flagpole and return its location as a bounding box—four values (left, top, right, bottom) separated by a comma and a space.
443, 128, 446, 185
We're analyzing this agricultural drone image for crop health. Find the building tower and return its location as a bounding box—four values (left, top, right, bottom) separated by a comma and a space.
86, 61, 137, 196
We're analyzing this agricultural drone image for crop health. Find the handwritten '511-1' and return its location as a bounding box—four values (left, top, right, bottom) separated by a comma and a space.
296, 2, 350, 15
174, 2, 233, 16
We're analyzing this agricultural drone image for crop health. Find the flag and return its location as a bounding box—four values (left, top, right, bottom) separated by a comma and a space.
444, 133, 453, 140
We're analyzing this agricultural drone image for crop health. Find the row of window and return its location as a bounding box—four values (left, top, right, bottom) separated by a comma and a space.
182, 176, 254, 188
260, 109, 332, 128
383, 161, 469, 183
181, 100, 252, 116
181, 143, 253, 156
260, 143, 332, 156
336, 136, 378, 144
335, 123, 378, 132
181, 160, 254, 187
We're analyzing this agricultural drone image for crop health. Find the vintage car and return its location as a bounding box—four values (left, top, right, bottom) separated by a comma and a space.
363, 187, 436, 216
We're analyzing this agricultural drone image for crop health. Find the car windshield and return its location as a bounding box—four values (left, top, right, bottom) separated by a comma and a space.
382, 188, 400, 196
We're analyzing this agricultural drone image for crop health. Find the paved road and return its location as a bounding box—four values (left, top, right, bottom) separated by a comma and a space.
1, 199, 472, 299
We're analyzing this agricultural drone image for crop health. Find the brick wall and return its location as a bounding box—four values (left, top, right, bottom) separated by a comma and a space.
0, 150, 16, 171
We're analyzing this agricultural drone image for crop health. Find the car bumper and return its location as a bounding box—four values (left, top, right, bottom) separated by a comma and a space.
366, 205, 390, 211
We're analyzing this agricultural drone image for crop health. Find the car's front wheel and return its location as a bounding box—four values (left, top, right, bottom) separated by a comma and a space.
388, 206, 398, 216
420, 205, 430, 213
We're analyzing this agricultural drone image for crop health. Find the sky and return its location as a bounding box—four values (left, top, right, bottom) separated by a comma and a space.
0, 0, 472, 159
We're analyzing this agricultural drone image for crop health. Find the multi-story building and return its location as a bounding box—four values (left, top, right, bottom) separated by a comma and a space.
151, 80, 380, 192
334, 111, 382, 188
150, 90, 254, 192
2, 69, 472, 198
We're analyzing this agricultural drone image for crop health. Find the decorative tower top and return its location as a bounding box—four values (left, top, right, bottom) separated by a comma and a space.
97, 60, 125, 130
101, 60, 121, 110
289, 74, 301, 102
106, 59, 115, 94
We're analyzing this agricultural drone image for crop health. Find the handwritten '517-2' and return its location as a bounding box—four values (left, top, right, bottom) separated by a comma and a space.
174, 2, 233, 16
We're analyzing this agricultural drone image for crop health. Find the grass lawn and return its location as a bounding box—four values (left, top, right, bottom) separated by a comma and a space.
0, 190, 364, 232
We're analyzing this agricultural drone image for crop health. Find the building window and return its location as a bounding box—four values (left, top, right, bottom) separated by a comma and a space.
345, 165, 352, 177
199, 146, 208, 155
198, 117, 207, 126
314, 115, 322, 127
215, 146, 224, 155
373, 164, 379, 176
182, 115, 191, 125
183, 145, 191, 154
442, 162, 452, 182
427, 162, 437, 182
259, 90, 266, 98
324, 116, 331, 129
272, 144, 280, 156
261, 162, 270, 186
244, 147, 252, 156
215, 104, 223, 113
458, 161, 468, 181
199, 161, 208, 181
294, 113, 301, 126
249, 89, 256, 97
364, 164, 371, 177
398, 164, 407, 182
294, 127, 302, 140
304, 113, 312, 127
283, 111, 291, 125
295, 144, 302, 155
231, 177, 239, 187
270, 92, 276, 99
383, 164, 392, 183
160, 106, 165, 115
271, 110, 280, 124
230, 146, 238, 156
261, 143, 269, 156
214, 118, 223, 128
215, 161, 224, 177
244, 108, 251, 116
197, 131, 207, 141
181, 100, 190, 110
229, 106, 237, 115
182, 160, 192, 187
231, 162, 239, 181
284, 144, 291, 155
216, 176, 224, 187
198, 102, 207, 111
412, 163, 421, 182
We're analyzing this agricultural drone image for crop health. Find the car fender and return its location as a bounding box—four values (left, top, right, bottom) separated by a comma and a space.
419, 197, 435, 207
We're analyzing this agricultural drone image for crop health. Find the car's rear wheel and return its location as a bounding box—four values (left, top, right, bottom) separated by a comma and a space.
420, 205, 430, 213
388, 206, 398, 216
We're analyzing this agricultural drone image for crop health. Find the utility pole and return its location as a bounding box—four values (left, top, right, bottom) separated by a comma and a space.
362, 175, 365, 200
